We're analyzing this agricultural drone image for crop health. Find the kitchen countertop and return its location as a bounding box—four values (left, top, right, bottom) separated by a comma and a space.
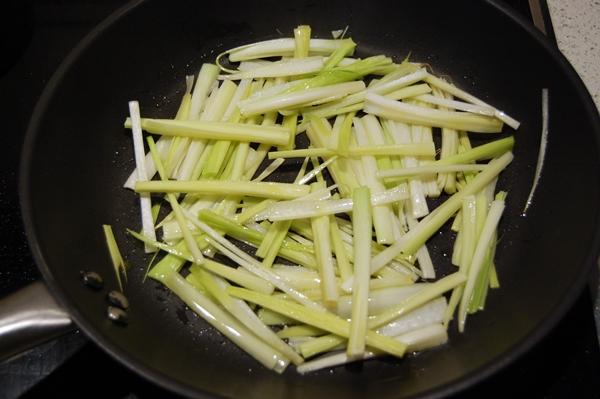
547, 0, 600, 339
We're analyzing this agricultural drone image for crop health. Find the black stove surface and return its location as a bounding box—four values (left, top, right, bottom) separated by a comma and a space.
0, 1, 598, 398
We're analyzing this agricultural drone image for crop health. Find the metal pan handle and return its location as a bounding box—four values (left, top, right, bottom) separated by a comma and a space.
0, 282, 73, 362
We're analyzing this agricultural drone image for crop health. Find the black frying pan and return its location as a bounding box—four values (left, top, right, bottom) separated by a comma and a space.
7, 0, 600, 397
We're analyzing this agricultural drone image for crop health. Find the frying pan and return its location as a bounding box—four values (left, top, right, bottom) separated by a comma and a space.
3, 0, 600, 397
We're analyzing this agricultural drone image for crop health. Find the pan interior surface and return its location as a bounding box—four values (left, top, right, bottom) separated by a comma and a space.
20, 1, 600, 398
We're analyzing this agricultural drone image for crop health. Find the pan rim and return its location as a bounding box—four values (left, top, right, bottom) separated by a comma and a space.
18, 0, 600, 398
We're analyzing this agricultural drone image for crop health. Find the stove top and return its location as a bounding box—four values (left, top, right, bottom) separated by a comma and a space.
0, 1, 598, 398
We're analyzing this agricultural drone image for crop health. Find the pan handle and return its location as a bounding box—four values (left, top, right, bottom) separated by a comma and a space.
0, 282, 73, 362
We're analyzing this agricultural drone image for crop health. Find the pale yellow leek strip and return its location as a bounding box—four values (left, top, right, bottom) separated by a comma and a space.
268, 143, 435, 160
102, 224, 126, 291
347, 186, 372, 357
135, 180, 310, 200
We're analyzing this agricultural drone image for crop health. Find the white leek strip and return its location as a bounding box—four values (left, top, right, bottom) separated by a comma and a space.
224, 38, 353, 62
184, 213, 324, 311
367, 69, 428, 95
272, 265, 321, 291
228, 286, 407, 358
223, 57, 324, 80
163, 272, 289, 373
239, 81, 365, 116
128, 101, 156, 253
135, 180, 310, 200
378, 164, 486, 179
347, 186, 372, 357
377, 297, 447, 337
354, 117, 395, 244
198, 270, 304, 365
296, 324, 447, 373
414, 93, 497, 116
252, 158, 285, 182
406, 213, 435, 279
235, 59, 274, 72
522, 88, 549, 215
458, 199, 505, 332
364, 93, 503, 133
256, 184, 408, 221
424, 73, 520, 129
369, 152, 513, 272
102, 224, 126, 291
310, 182, 338, 308
337, 285, 426, 318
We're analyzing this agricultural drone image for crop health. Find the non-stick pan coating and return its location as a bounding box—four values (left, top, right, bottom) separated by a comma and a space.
20, 0, 600, 398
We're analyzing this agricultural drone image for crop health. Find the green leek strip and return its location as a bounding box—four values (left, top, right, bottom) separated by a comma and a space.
135, 180, 310, 200
163, 272, 289, 373
257, 220, 293, 268
458, 199, 505, 331
294, 25, 311, 58
337, 111, 355, 156
369, 152, 513, 271
124, 118, 291, 147
364, 93, 503, 133
191, 261, 275, 295
239, 81, 365, 117
310, 182, 338, 308
267, 143, 435, 159
362, 114, 393, 173
282, 113, 298, 150
198, 210, 316, 269
228, 287, 407, 358
277, 325, 326, 339
299, 335, 345, 358
258, 308, 297, 326
198, 269, 304, 365
323, 39, 356, 70
347, 186, 372, 357
386, 83, 432, 101
367, 69, 428, 96
147, 136, 204, 264
235, 199, 276, 224
435, 136, 514, 167
102, 224, 126, 291
330, 216, 353, 282
378, 164, 486, 179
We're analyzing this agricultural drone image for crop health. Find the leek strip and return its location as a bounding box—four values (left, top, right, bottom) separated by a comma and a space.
297, 156, 338, 185
458, 199, 505, 331
223, 57, 323, 80
228, 287, 407, 358
252, 158, 285, 182
236, 199, 276, 224
436, 137, 514, 167
386, 83, 432, 101
189, 63, 220, 119
364, 93, 503, 133
124, 118, 291, 146
354, 117, 395, 244
294, 25, 311, 58
369, 152, 513, 270
147, 136, 204, 264
225, 38, 353, 62
522, 88, 549, 215
296, 324, 448, 373
378, 164, 485, 179
323, 38, 356, 70
128, 101, 157, 253
190, 262, 274, 295
186, 216, 324, 310
414, 94, 496, 116
367, 69, 428, 95
423, 73, 520, 129
267, 143, 435, 159
330, 216, 352, 282
102, 224, 126, 291
310, 182, 338, 308
376, 297, 447, 337
135, 180, 310, 200
337, 285, 425, 319
258, 308, 297, 326
198, 270, 304, 365
239, 81, 365, 116
347, 186, 372, 357
163, 272, 289, 373
406, 213, 435, 279
277, 325, 326, 339
337, 111, 354, 156
257, 184, 408, 221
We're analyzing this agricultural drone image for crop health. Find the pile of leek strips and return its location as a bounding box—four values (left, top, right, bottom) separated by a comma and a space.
120, 25, 518, 374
